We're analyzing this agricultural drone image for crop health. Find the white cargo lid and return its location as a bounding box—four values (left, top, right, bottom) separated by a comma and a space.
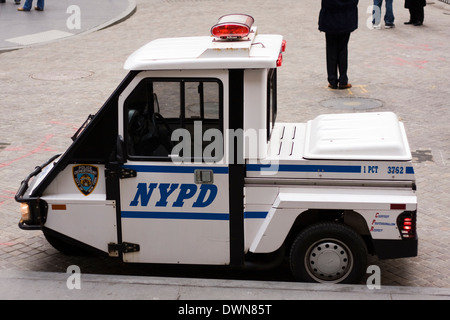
303, 112, 412, 161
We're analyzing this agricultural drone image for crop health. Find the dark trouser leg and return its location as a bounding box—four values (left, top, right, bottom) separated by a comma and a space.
409, 7, 417, 23
409, 4, 424, 24
337, 33, 350, 86
325, 33, 338, 87
417, 6, 424, 24
326, 33, 351, 86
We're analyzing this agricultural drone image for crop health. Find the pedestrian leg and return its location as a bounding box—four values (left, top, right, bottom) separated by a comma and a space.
337, 33, 351, 88
325, 33, 339, 88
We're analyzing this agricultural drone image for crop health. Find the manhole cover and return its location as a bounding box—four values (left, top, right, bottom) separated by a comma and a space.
320, 97, 383, 111
31, 71, 94, 81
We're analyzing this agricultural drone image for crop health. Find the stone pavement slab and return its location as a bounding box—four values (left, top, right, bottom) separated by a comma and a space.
0, 0, 450, 296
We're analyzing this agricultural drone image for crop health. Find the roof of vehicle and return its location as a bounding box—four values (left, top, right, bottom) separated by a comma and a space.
124, 28, 284, 71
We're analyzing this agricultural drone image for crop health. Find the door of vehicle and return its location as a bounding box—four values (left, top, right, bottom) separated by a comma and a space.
117, 70, 231, 265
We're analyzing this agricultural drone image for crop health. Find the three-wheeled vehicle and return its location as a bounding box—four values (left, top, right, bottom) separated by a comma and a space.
16, 15, 417, 284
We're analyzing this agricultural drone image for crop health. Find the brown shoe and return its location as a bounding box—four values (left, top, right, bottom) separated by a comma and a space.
34, 6, 43, 11
17, 7, 30, 11
339, 83, 352, 89
328, 83, 338, 90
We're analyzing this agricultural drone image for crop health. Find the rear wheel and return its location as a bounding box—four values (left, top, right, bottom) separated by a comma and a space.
290, 222, 367, 284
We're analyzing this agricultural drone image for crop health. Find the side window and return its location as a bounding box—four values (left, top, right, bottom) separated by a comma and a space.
153, 82, 181, 119
267, 69, 277, 141
124, 78, 223, 161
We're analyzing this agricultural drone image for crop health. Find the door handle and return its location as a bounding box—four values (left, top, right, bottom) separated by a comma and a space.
194, 169, 214, 184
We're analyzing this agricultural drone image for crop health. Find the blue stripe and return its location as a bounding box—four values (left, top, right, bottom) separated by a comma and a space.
246, 164, 361, 173
122, 211, 268, 221
124, 165, 229, 174
406, 167, 415, 174
122, 211, 229, 221
244, 211, 268, 219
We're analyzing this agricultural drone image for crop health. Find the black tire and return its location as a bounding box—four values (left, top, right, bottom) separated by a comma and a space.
289, 222, 367, 284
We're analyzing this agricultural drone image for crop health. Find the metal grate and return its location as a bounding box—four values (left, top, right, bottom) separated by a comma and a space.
439, 0, 450, 4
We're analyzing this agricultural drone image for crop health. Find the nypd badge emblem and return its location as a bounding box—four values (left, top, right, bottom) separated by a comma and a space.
73, 165, 98, 196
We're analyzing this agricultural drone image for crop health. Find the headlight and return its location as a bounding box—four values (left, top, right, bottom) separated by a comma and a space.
20, 203, 31, 222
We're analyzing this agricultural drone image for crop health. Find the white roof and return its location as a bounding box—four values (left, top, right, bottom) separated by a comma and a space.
124, 29, 283, 70
303, 112, 412, 161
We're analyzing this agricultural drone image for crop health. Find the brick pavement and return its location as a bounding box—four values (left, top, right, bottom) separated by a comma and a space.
0, 0, 449, 288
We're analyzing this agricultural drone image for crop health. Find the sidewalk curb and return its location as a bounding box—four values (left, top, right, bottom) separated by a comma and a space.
1, 271, 449, 300
0, 0, 137, 53
430, 1, 450, 12
84, 0, 137, 34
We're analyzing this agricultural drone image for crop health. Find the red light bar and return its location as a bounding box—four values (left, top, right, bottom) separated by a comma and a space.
211, 14, 255, 39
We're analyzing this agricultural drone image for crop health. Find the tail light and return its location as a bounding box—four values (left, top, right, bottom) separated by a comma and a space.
397, 211, 417, 239
277, 53, 283, 67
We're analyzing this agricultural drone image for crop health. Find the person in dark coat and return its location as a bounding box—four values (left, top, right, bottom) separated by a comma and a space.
319, 0, 359, 89
404, 0, 426, 26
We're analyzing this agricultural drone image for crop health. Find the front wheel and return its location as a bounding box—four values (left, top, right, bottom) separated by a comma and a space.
290, 222, 368, 284
43, 229, 89, 256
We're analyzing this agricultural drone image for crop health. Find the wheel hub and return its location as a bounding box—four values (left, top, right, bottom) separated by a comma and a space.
306, 240, 353, 282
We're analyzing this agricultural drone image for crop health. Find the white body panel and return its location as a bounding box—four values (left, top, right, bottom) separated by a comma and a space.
243, 69, 269, 160
42, 165, 117, 253
119, 163, 230, 264
247, 186, 416, 253
44, 200, 117, 252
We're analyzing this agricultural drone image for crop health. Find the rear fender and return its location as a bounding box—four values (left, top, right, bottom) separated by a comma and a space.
249, 187, 417, 253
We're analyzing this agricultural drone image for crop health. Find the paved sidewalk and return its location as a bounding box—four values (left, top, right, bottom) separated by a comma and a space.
0, 0, 136, 51
1, 270, 449, 300
1, 0, 450, 299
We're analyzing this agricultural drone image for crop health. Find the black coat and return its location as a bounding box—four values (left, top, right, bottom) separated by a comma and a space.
319, 0, 359, 34
405, 0, 426, 9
